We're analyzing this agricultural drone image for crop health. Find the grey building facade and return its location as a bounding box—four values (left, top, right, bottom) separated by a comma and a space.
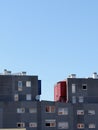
0, 70, 41, 130
0, 70, 98, 130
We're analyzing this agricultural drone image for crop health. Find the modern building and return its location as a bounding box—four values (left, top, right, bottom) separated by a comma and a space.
0, 69, 41, 130
54, 73, 98, 129
0, 70, 98, 130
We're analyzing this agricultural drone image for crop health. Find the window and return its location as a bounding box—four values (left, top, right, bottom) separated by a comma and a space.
72, 96, 76, 103
82, 84, 87, 90
45, 106, 55, 113
26, 94, 31, 100
29, 108, 37, 113
77, 123, 84, 129
88, 110, 95, 115
77, 110, 84, 115
17, 122, 25, 128
29, 122, 37, 127
17, 108, 25, 113
14, 94, 19, 101
26, 81, 31, 87
72, 84, 76, 93
18, 81, 22, 91
58, 108, 68, 115
45, 120, 56, 127
58, 122, 69, 129
89, 124, 96, 128
79, 96, 84, 103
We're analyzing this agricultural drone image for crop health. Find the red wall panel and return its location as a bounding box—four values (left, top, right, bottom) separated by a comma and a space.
54, 81, 67, 102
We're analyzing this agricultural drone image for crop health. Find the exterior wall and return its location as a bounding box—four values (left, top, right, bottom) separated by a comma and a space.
0, 75, 40, 102
71, 103, 98, 130
55, 102, 73, 130
67, 78, 98, 104
41, 101, 73, 130
41, 101, 56, 130
0, 74, 41, 130
84, 104, 98, 130
0, 101, 39, 130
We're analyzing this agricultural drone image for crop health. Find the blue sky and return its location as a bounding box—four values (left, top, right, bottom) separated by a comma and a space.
0, 0, 98, 101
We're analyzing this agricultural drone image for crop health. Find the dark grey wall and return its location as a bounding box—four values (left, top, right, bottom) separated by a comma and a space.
67, 78, 98, 104
0, 75, 39, 102
0, 102, 39, 130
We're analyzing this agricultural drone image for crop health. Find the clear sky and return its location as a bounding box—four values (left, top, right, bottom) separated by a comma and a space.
0, 0, 98, 101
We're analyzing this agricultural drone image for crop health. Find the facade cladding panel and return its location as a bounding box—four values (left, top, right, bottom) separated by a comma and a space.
54, 81, 67, 102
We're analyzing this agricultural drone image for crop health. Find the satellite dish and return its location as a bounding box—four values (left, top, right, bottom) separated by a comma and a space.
35, 95, 40, 100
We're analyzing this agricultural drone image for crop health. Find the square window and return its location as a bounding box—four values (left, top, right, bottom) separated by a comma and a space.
45, 120, 56, 127
58, 122, 68, 129
88, 110, 95, 115
79, 96, 84, 103
82, 84, 87, 90
45, 106, 55, 113
77, 123, 84, 129
89, 124, 96, 128
29, 122, 37, 127
58, 108, 68, 115
26, 94, 31, 100
26, 81, 31, 87
17, 108, 25, 113
17, 122, 25, 128
77, 110, 84, 115
29, 108, 37, 113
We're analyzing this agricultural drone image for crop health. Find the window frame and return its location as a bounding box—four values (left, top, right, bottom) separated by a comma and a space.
17, 122, 25, 128
45, 119, 56, 127
72, 84, 76, 93
88, 123, 96, 128
82, 84, 87, 90
77, 123, 85, 129
88, 110, 95, 115
14, 94, 19, 101
26, 81, 31, 87
78, 96, 84, 103
72, 96, 76, 103
77, 110, 84, 115
58, 122, 69, 129
45, 106, 55, 113
18, 81, 23, 91
17, 108, 25, 113
58, 107, 68, 115
29, 122, 37, 127
29, 108, 37, 113
26, 94, 32, 100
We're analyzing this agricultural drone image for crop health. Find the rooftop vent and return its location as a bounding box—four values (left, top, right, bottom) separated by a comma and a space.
3, 69, 11, 75
92, 72, 98, 79
21, 72, 26, 75
69, 74, 76, 78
